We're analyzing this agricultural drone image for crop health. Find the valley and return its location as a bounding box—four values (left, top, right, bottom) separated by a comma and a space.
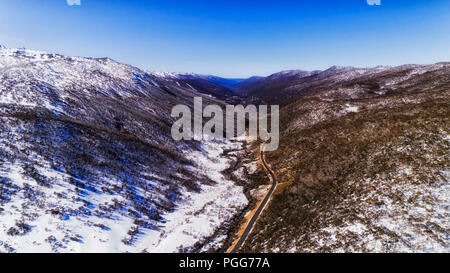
0, 45, 448, 253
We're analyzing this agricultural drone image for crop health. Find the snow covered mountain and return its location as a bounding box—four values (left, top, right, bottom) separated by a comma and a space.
147, 72, 243, 99
0, 46, 248, 252
1, 45, 448, 253
233, 62, 450, 253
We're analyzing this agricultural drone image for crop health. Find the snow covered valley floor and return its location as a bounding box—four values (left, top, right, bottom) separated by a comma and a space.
0, 137, 248, 253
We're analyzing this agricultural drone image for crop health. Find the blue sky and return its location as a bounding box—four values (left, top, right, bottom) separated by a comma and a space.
0, 0, 449, 77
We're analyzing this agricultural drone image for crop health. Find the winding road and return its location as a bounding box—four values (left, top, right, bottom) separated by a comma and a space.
228, 144, 277, 253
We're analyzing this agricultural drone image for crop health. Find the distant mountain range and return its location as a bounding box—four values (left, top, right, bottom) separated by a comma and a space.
229, 62, 450, 253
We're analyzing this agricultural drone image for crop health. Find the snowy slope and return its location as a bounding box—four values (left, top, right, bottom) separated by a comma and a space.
0, 46, 247, 253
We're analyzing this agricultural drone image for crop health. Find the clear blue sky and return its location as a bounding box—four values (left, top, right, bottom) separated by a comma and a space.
0, 0, 449, 77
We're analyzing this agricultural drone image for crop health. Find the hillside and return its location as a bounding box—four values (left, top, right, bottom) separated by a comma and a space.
237, 64, 450, 105
236, 64, 450, 253
148, 72, 242, 99
0, 47, 249, 252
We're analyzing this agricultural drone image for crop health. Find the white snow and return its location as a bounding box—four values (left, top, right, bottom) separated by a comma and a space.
186, 83, 197, 91
0, 137, 248, 253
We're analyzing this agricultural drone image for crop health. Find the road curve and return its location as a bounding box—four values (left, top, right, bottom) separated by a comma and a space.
229, 144, 277, 253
